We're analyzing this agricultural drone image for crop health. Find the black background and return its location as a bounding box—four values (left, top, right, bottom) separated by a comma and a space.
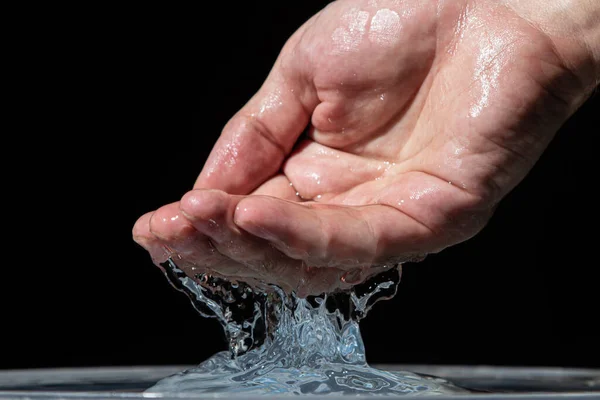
3, 2, 598, 370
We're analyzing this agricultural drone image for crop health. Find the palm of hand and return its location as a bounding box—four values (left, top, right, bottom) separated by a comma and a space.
134, 0, 574, 296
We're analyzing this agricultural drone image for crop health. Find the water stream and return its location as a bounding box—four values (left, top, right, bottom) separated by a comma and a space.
145, 258, 467, 396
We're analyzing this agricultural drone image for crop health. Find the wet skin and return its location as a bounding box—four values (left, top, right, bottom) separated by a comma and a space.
133, 0, 598, 296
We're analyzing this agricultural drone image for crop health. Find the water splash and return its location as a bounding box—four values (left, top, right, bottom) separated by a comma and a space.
145, 259, 466, 396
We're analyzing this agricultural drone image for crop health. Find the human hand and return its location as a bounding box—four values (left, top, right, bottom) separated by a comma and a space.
133, 0, 598, 297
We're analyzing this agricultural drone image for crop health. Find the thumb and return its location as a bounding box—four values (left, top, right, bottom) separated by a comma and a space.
195, 40, 317, 194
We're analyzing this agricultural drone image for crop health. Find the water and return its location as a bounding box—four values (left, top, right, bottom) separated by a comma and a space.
145, 258, 467, 396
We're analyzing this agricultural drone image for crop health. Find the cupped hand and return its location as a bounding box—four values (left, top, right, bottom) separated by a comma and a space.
133, 0, 596, 296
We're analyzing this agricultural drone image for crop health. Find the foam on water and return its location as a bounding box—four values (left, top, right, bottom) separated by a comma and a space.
145, 258, 466, 396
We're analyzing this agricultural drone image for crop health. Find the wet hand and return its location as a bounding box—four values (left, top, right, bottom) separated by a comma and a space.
133, 0, 598, 296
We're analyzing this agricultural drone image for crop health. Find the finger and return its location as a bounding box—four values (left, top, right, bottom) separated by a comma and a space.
134, 205, 369, 296
282, 140, 390, 201
179, 189, 357, 296
194, 34, 318, 195
133, 203, 252, 280
132, 211, 172, 264
179, 189, 308, 293
233, 196, 441, 268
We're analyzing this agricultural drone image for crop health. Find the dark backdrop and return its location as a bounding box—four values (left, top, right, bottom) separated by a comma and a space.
3, 2, 598, 370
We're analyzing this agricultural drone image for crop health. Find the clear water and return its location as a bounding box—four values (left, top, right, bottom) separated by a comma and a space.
145, 258, 467, 396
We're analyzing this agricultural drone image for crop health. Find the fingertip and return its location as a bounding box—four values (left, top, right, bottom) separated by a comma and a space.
232, 196, 261, 225
132, 211, 156, 253
180, 189, 230, 222
131, 209, 172, 264
233, 196, 281, 241
146, 202, 197, 243
132, 211, 153, 238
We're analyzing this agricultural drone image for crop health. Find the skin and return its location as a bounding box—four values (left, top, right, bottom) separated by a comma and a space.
133, 0, 599, 297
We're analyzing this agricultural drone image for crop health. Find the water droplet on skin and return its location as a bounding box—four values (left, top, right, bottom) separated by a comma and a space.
258, 89, 284, 116
409, 186, 437, 201
309, 172, 322, 185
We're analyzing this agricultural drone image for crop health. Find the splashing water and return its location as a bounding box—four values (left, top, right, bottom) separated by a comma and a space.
145, 259, 466, 396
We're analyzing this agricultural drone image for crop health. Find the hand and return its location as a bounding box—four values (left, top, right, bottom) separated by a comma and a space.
133, 0, 598, 297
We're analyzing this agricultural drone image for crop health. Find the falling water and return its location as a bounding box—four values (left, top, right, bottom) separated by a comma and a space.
145, 259, 466, 396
